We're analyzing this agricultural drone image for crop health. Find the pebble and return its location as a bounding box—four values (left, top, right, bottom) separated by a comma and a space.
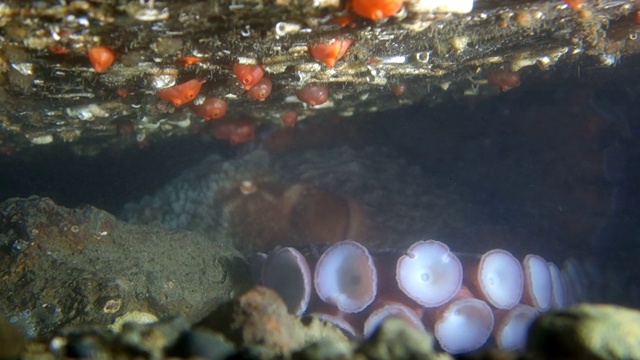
356, 317, 448, 360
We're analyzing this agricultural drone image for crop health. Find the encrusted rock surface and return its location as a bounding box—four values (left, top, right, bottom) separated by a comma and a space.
0, 196, 251, 337
0, 0, 638, 152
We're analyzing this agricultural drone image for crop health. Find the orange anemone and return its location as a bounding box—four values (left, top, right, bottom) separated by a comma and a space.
212, 118, 256, 144
247, 77, 272, 101
351, 0, 403, 21
296, 85, 329, 107
308, 38, 353, 68
233, 64, 264, 91
191, 97, 228, 120
157, 79, 203, 107
488, 70, 521, 92
177, 56, 204, 67
564, 0, 584, 10
332, 14, 356, 28
49, 44, 69, 54
281, 110, 298, 127
87, 46, 115, 73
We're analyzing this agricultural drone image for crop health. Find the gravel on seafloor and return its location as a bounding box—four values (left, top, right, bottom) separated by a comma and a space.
3, 284, 640, 359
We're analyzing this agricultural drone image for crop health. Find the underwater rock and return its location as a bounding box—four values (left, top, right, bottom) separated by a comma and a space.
197, 286, 305, 354
196, 286, 351, 357
119, 316, 190, 359
50, 315, 194, 358
0, 196, 251, 337
292, 338, 353, 360
527, 304, 640, 360
356, 317, 446, 360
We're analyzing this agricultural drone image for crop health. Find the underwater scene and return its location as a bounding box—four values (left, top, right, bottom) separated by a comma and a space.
0, 0, 639, 359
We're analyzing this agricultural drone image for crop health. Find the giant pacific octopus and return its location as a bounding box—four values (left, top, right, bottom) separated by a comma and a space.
122, 146, 467, 254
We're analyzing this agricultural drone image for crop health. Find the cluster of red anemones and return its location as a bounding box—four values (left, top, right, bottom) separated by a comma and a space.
58, 0, 435, 148
150, 61, 330, 144
72, 25, 354, 146
233, 64, 272, 101
76, 9, 363, 145
155, 78, 232, 125
74, 13, 358, 145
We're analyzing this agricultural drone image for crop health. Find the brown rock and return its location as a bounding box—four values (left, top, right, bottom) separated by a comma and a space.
357, 317, 445, 360
197, 286, 305, 355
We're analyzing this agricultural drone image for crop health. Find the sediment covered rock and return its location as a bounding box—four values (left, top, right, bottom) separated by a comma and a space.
0, 196, 251, 337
